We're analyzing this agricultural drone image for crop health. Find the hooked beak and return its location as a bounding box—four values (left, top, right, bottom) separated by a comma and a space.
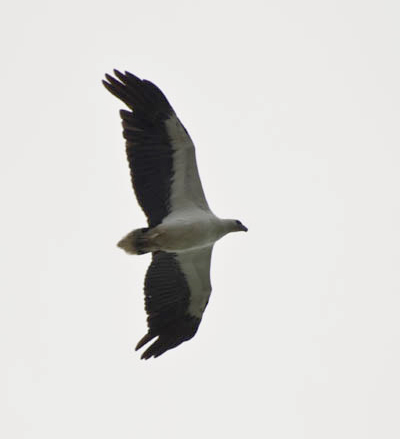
241, 224, 248, 232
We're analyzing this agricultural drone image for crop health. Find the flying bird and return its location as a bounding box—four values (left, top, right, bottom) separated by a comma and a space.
103, 70, 248, 359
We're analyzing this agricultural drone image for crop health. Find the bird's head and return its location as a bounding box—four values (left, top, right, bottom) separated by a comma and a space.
233, 219, 248, 232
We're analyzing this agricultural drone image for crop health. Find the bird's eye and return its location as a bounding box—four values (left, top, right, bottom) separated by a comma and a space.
235, 220, 241, 225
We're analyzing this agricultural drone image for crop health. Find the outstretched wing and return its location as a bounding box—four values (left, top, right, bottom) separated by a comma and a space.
136, 246, 213, 359
103, 70, 210, 228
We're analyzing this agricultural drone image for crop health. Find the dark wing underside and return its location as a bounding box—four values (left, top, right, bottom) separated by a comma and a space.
136, 251, 201, 359
103, 71, 175, 227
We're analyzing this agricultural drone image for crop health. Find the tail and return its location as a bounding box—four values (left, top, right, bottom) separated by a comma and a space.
117, 228, 151, 255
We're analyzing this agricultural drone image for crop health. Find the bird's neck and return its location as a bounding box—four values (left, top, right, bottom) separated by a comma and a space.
219, 219, 237, 234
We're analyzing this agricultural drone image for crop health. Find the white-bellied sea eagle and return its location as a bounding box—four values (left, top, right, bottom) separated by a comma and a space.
103, 71, 248, 359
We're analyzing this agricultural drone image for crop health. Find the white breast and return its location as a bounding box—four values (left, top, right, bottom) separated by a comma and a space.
157, 210, 222, 252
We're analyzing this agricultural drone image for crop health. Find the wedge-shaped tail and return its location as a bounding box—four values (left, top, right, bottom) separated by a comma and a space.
117, 228, 150, 255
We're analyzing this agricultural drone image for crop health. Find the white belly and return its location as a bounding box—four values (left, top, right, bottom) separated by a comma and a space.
155, 212, 222, 252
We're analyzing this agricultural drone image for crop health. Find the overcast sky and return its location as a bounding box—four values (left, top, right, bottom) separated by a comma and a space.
1, 1, 400, 438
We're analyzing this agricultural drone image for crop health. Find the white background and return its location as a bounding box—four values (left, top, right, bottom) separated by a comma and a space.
1, 1, 399, 438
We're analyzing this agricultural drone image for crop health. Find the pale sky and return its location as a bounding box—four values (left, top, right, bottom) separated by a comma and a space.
1, 1, 400, 438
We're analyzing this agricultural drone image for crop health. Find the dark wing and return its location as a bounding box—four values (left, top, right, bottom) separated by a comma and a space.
136, 247, 213, 359
103, 70, 210, 228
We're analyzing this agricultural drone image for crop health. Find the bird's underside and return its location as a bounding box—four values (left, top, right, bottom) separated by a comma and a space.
103, 70, 247, 359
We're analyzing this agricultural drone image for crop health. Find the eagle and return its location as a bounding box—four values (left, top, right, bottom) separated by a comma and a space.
103, 71, 248, 359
